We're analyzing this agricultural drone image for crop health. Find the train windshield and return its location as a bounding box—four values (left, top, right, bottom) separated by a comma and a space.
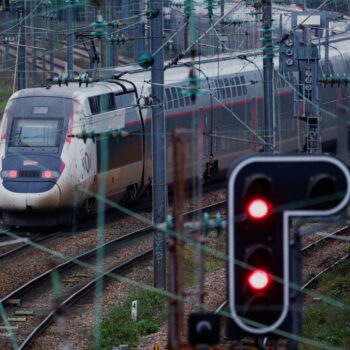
10, 118, 62, 147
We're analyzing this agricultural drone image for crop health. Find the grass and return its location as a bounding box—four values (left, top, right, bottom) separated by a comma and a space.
87, 288, 167, 350
87, 231, 226, 349
0, 81, 13, 113
301, 259, 350, 349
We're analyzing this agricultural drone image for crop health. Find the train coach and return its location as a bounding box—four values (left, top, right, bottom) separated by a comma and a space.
0, 39, 349, 226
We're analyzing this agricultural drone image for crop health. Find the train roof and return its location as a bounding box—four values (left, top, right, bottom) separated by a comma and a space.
8, 81, 127, 102
108, 34, 350, 91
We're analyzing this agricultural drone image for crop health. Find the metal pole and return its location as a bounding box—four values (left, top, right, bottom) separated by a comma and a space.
42, 6, 46, 80
3, 40, 9, 70
104, 0, 111, 67
221, 0, 224, 52
30, 0, 36, 85
151, 0, 167, 289
168, 130, 185, 350
325, 15, 329, 67
50, 16, 54, 80
262, 0, 274, 152
135, 0, 145, 61
17, 2, 26, 90
2, 6, 10, 70
122, 0, 129, 37
66, 0, 74, 79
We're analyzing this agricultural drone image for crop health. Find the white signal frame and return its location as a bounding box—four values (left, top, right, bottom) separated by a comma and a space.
228, 155, 350, 334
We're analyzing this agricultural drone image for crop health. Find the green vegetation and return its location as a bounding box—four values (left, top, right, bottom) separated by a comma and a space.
301, 259, 350, 349
87, 288, 167, 350
87, 233, 226, 349
183, 233, 226, 288
0, 83, 13, 113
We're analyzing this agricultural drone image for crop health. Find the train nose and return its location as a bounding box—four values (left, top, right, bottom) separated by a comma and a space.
0, 182, 61, 211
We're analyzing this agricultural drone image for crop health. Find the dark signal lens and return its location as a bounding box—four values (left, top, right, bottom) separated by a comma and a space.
247, 198, 271, 219
248, 269, 270, 290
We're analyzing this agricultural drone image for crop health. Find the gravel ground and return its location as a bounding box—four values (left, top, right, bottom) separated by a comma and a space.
0, 213, 150, 298
0, 188, 227, 349
137, 268, 226, 350
301, 236, 350, 283
30, 259, 153, 350
2, 186, 348, 349
0, 188, 226, 300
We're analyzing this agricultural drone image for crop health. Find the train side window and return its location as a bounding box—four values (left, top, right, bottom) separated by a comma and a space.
171, 87, 179, 108
217, 79, 225, 100
211, 80, 219, 98
100, 94, 109, 113
224, 78, 232, 98
165, 88, 172, 109
182, 85, 190, 105
229, 77, 237, 97
177, 88, 184, 107
240, 76, 247, 95
235, 77, 242, 96
108, 93, 116, 110
115, 92, 135, 109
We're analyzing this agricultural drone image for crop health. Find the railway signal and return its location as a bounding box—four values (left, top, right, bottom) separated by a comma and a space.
227, 155, 350, 339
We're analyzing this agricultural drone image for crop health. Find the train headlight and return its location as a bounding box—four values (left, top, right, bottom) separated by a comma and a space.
1, 170, 18, 179
41, 170, 59, 179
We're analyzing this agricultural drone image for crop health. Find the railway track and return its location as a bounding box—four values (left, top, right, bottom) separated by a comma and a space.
301, 223, 350, 287
0, 230, 67, 260
301, 224, 350, 290
215, 223, 350, 310
0, 201, 226, 349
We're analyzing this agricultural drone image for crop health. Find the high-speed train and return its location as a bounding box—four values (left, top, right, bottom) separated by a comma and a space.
0, 38, 349, 226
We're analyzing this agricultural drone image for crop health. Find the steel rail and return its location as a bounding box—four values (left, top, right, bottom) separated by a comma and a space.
0, 200, 226, 347
215, 224, 350, 314
301, 225, 350, 253
0, 231, 65, 260
1, 200, 226, 304
18, 249, 153, 350
302, 254, 349, 290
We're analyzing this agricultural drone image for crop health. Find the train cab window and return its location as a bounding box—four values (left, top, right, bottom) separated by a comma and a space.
89, 93, 115, 114
89, 96, 100, 114
235, 77, 242, 96
10, 118, 62, 148
165, 88, 173, 109
115, 92, 135, 109
171, 87, 179, 108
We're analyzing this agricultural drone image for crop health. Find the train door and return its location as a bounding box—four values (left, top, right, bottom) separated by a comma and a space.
95, 90, 144, 201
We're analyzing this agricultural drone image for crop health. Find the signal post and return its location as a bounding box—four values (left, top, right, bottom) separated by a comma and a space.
227, 155, 350, 347
165, 154, 349, 349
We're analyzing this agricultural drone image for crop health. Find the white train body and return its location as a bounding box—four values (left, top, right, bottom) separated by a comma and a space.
0, 38, 350, 226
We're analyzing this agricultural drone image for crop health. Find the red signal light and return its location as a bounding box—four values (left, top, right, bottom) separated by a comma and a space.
247, 198, 271, 219
248, 269, 270, 290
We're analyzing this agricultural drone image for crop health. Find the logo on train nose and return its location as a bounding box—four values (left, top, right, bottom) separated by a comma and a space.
81, 152, 91, 173
23, 160, 39, 166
